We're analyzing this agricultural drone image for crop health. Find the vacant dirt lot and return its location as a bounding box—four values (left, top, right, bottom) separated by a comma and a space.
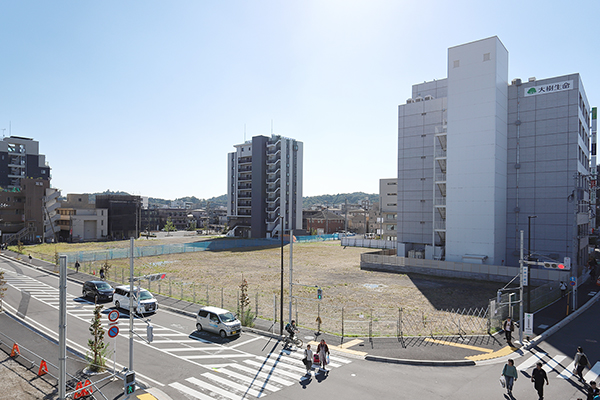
23, 236, 499, 335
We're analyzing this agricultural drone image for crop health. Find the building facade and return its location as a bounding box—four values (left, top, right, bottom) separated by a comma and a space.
0, 136, 51, 189
227, 135, 303, 238
95, 194, 141, 240
397, 36, 593, 273
379, 179, 398, 241
57, 194, 108, 242
0, 136, 59, 244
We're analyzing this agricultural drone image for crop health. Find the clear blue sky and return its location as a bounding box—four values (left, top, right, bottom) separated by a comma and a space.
1, 1, 598, 200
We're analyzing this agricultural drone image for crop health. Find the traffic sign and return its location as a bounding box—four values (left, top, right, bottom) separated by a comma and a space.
108, 309, 120, 323
570, 276, 576, 287
108, 325, 119, 338
524, 313, 534, 335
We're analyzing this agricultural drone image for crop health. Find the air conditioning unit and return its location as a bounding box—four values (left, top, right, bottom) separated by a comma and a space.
424, 95, 434, 100
528, 77, 536, 82
415, 96, 423, 102
406, 98, 414, 104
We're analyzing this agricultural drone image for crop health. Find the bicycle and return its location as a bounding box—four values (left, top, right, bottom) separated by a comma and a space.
282, 334, 303, 348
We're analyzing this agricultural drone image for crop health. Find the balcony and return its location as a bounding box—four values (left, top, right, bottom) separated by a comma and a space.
237, 183, 252, 190
435, 149, 447, 158
238, 157, 252, 165
238, 174, 252, 182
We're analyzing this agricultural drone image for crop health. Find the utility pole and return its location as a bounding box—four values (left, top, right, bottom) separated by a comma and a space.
527, 215, 536, 314
519, 230, 524, 345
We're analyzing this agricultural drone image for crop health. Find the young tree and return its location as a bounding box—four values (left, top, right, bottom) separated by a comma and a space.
87, 305, 108, 372
239, 277, 254, 327
164, 217, 175, 236
0, 270, 6, 312
102, 259, 111, 279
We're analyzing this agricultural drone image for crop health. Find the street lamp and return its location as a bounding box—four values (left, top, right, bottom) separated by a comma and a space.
527, 215, 537, 314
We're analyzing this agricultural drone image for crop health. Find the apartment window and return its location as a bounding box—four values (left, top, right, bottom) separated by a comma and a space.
387, 193, 397, 196
387, 203, 397, 207
483, 53, 490, 61
453, 60, 459, 68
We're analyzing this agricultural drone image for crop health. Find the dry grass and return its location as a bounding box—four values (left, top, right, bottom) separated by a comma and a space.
19, 238, 499, 335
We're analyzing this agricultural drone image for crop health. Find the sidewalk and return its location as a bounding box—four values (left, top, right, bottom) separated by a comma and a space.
2, 249, 599, 368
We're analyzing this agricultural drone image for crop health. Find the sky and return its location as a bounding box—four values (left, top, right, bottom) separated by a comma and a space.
1, 0, 599, 200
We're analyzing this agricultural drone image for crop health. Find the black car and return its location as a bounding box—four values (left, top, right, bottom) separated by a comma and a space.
82, 281, 114, 302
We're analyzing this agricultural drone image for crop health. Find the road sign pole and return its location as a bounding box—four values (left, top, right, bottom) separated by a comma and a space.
59, 255, 67, 400
129, 238, 134, 373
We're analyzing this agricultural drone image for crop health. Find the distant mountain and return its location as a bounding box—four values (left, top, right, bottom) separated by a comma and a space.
66, 192, 375, 209
302, 192, 378, 207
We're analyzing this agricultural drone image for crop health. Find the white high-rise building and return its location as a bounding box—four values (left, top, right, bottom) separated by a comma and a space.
397, 37, 593, 271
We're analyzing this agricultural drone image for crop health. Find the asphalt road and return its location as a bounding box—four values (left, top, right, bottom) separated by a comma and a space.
1, 254, 599, 400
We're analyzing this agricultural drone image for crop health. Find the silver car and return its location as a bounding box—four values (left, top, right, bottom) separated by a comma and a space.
196, 306, 241, 338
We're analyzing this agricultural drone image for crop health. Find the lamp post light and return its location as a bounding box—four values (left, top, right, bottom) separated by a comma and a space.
527, 215, 537, 314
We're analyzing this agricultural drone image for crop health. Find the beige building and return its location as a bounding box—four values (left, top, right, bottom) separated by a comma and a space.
57, 194, 107, 242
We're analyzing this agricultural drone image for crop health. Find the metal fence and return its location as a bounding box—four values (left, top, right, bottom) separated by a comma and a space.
60, 236, 345, 264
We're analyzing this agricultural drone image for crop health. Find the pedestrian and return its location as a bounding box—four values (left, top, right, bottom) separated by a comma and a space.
560, 281, 567, 297
75, 261, 80, 273
503, 316, 514, 346
588, 381, 599, 400
99, 268, 105, 280
303, 344, 314, 375
316, 339, 330, 370
531, 362, 548, 400
575, 346, 592, 383
28, 254, 32, 263
501, 359, 518, 396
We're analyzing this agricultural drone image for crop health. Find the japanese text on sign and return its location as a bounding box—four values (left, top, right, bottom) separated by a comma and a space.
525, 80, 573, 97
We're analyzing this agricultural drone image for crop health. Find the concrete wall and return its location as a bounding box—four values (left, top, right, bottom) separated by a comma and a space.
361, 251, 570, 284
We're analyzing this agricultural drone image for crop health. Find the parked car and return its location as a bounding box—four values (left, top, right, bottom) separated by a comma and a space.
113, 285, 158, 314
196, 306, 241, 338
82, 281, 114, 302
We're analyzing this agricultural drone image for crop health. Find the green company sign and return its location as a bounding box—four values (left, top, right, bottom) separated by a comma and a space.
524, 80, 573, 97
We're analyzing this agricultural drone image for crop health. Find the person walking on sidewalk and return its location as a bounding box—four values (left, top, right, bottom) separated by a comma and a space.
501, 359, 518, 397
316, 339, 330, 371
575, 346, 592, 383
531, 362, 548, 400
503, 317, 514, 346
99, 268, 105, 280
75, 261, 80, 273
560, 281, 567, 297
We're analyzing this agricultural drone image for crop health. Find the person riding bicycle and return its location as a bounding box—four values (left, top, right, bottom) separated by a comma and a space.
285, 320, 298, 340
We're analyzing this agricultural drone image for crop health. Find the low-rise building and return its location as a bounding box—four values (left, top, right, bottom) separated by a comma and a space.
57, 194, 107, 242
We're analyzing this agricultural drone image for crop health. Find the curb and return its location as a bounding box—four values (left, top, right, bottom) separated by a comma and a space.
523, 289, 600, 351
365, 354, 475, 367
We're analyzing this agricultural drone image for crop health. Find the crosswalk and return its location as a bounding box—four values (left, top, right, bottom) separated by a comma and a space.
516, 350, 600, 383
168, 348, 352, 399
1, 266, 354, 399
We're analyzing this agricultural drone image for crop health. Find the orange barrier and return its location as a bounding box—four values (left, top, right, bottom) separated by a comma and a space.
73, 379, 94, 399
37, 360, 48, 376
10, 343, 20, 357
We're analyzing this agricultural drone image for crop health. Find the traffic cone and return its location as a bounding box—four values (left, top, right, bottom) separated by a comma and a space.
10, 343, 20, 357
38, 360, 48, 376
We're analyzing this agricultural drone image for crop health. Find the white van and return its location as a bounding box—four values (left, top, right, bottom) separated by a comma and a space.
113, 285, 158, 314
196, 306, 241, 338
